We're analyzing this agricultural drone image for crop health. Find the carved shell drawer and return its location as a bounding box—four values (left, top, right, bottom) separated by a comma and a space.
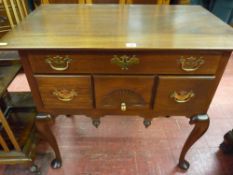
94, 76, 155, 111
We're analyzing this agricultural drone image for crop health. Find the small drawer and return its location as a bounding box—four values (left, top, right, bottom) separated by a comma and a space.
94, 76, 154, 110
28, 51, 221, 74
154, 76, 215, 116
35, 75, 93, 109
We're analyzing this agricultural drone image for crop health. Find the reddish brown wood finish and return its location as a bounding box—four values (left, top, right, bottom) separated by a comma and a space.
154, 76, 215, 116
28, 51, 221, 75
179, 114, 210, 170
1, 5, 233, 50
94, 75, 154, 110
35, 114, 62, 169
35, 76, 93, 109
2, 4, 233, 171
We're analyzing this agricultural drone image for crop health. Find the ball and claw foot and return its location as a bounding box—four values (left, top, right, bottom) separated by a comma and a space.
92, 119, 101, 128
51, 159, 62, 169
220, 142, 233, 154
219, 130, 233, 154
143, 119, 151, 128
178, 159, 190, 170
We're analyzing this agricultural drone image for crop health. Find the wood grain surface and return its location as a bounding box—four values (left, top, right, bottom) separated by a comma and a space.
28, 50, 221, 74
1, 4, 233, 50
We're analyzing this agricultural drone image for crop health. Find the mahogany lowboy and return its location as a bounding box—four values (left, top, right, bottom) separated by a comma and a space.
20, 49, 230, 170
1, 4, 233, 171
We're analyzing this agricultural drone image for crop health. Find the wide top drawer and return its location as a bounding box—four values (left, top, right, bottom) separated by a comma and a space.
27, 51, 221, 75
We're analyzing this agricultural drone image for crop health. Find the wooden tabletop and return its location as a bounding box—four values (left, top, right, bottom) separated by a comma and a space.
1, 4, 233, 50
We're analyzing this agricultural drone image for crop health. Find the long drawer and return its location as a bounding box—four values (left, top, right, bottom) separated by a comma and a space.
28, 51, 221, 74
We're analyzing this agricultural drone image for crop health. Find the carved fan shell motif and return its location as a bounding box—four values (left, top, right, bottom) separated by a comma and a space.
101, 89, 146, 108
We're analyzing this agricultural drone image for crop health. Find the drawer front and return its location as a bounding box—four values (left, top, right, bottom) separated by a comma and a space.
94, 76, 154, 110
154, 76, 215, 115
28, 51, 221, 74
35, 76, 93, 109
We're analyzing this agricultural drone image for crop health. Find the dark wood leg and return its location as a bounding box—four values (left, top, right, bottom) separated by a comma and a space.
35, 113, 62, 169
220, 129, 233, 154
178, 114, 209, 170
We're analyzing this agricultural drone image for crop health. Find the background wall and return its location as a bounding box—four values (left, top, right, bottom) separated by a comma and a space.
191, 0, 233, 25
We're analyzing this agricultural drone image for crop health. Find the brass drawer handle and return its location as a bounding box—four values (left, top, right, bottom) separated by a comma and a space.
121, 102, 127, 111
52, 89, 77, 102
111, 55, 139, 70
180, 56, 204, 72
45, 55, 72, 71
170, 90, 195, 103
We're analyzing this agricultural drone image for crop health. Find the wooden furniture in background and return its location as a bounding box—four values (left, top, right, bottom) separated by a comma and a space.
0, 0, 29, 39
2, 0, 27, 28
171, 0, 189, 4
0, 3, 11, 38
0, 0, 36, 171
41, 0, 170, 4
0, 57, 38, 173
0, 62, 21, 154
1, 4, 233, 171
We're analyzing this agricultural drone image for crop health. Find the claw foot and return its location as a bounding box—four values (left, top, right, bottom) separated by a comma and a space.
143, 119, 151, 128
178, 159, 190, 170
51, 159, 62, 169
220, 142, 233, 154
92, 118, 101, 128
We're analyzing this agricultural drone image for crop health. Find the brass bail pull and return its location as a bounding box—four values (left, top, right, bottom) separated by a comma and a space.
53, 88, 77, 102
170, 90, 195, 103
121, 102, 127, 111
180, 56, 204, 72
45, 55, 72, 71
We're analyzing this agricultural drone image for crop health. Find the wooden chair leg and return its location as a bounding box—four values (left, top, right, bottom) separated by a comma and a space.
35, 113, 62, 169
0, 134, 10, 152
0, 109, 21, 151
178, 114, 209, 170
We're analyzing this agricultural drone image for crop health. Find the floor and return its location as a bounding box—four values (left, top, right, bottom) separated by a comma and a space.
0, 54, 233, 175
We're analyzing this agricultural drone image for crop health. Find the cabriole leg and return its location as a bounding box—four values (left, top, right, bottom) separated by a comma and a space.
178, 114, 209, 170
35, 113, 62, 169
